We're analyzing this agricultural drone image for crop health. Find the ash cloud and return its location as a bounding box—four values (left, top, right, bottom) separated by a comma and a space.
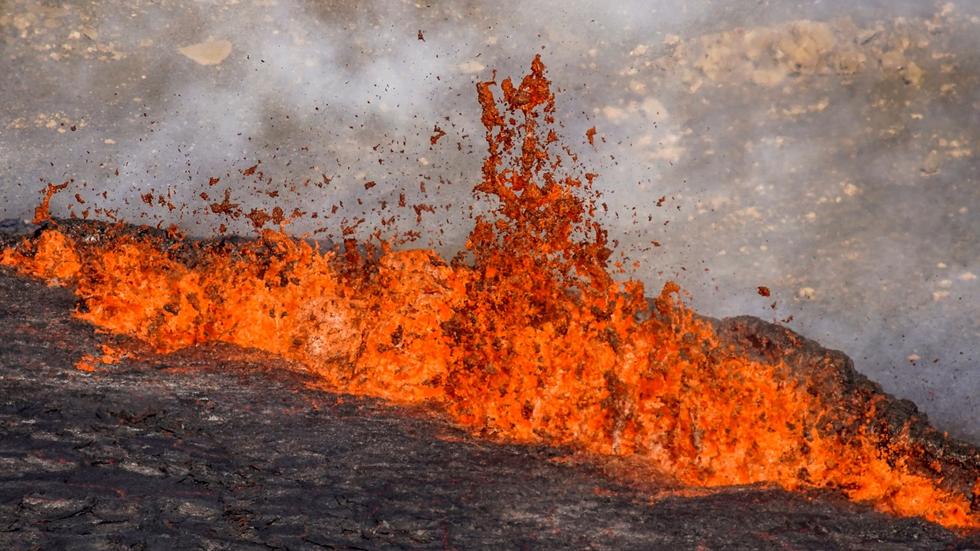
0, 1, 977, 442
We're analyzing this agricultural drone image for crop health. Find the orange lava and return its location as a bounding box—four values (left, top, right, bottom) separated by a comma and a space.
2, 56, 977, 531
1, 228, 80, 284
33, 181, 69, 225
75, 344, 128, 373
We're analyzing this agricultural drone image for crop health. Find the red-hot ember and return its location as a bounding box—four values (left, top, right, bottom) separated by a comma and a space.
2, 56, 977, 531
33, 181, 69, 225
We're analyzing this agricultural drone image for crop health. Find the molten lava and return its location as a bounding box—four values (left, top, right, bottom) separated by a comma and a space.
2, 56, 977, 531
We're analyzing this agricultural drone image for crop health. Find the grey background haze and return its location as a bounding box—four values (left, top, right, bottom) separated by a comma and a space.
1, 1, 977, 442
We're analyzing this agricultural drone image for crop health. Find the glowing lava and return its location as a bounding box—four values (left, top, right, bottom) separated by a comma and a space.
2, 56, 977, 531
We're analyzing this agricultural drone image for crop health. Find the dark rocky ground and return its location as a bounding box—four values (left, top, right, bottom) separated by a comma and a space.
0, 267, 978, 549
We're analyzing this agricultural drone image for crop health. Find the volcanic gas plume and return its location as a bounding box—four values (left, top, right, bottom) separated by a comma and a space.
2, 58, 978, 531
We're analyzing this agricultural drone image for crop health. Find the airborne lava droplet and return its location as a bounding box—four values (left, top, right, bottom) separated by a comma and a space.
1, 56, 977, 532
209, 189, 241, 218
430, 125, 446, 145
33, 182, 69, 224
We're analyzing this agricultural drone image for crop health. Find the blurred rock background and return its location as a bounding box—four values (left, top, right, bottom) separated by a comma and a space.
1, 1, 977, 441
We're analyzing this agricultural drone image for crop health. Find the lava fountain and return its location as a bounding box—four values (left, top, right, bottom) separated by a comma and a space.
2, 57, 977, 531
